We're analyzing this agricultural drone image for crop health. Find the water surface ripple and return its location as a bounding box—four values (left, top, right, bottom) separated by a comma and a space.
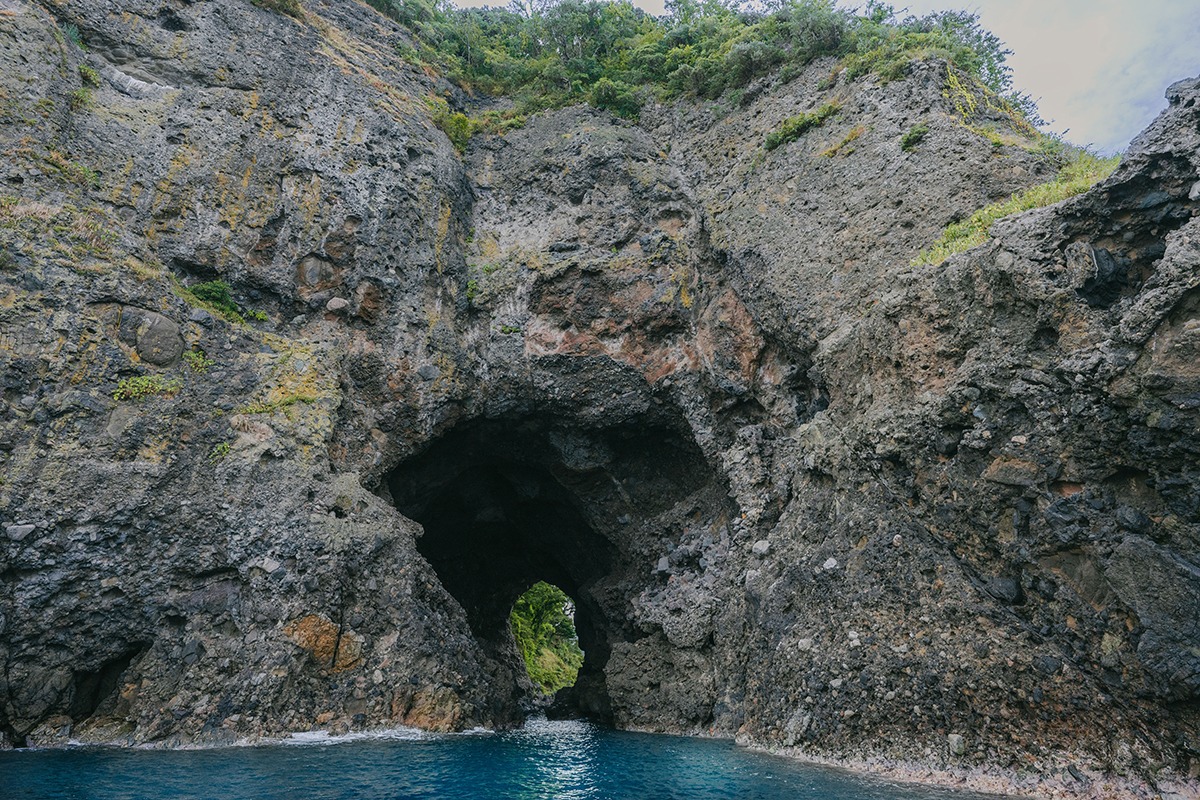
0, 718, 1004, 800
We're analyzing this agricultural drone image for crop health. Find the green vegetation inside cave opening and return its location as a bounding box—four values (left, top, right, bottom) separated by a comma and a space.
510, 581, 585, 694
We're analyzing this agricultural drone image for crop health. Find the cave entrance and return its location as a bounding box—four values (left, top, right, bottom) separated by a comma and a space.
385, 411, 719, 726
510, 581, 584, 694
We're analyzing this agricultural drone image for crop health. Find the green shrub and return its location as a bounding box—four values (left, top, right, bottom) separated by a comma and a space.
62, 23, 85, 50
591, 77, 642, 119
916, 151, 1120, 265
189, 280, 241, 319
78, 64, 101, 88
183, 349, 215, 373
900, 122, 928, 151
469, 110, 528, 137
428, 97, 472, 152
113, 374, 183, 401
765, 102, 839, 151
172, 278, 247, 324
67, 87, 92, 111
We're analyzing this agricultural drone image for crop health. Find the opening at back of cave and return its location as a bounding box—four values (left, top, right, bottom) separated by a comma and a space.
385, 411, 723, 726
510, 581, 584, 695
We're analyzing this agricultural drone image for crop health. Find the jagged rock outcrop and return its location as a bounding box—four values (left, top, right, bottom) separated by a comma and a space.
1, 0, 1197, 795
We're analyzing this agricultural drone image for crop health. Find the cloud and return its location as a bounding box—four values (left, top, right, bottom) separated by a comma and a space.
886, 0, 1200, 152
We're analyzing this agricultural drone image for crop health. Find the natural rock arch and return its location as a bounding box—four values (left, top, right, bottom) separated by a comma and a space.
386, 408, 732, 726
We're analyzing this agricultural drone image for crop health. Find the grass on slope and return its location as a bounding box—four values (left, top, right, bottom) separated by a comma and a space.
915, 151, 1119, 266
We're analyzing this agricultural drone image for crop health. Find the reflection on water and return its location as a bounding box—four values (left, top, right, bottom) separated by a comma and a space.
526, 719, 599, 799
0, 717, 1004, 800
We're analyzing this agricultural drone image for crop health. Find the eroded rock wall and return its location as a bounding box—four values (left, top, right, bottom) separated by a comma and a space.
1, 0, 1197, 790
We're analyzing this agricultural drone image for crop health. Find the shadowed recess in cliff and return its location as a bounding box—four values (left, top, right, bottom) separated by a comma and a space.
385, 413, 722, 723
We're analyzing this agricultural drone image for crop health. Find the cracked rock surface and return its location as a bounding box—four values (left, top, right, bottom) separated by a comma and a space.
0, 0, 1197, 794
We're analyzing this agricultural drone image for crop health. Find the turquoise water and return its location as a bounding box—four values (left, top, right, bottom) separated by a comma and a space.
0, 718, 1000, 800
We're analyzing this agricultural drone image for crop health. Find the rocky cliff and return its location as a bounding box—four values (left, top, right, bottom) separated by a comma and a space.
1, 0, 1197, 795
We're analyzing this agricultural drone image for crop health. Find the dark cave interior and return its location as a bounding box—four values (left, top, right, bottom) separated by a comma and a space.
385, 412, 719, 723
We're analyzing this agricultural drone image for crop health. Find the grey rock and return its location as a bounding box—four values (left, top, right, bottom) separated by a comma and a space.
986, 577, 1023, 605
948, 733, 967, 756
5, 524, 36, 541
122, 309, 183, 366
1033, 655, 1063, 676
751, 540, 771, 556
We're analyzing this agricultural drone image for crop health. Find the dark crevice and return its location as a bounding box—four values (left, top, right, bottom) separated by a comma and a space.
1063, 153, 1197, 309
69, 644, 149, 723
156, 9, 192, 33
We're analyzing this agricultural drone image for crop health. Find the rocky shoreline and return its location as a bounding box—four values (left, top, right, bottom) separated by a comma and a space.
757, 744, 1200, 800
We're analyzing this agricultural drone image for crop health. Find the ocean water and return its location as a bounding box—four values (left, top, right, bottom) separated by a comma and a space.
0, 718, 1002, 800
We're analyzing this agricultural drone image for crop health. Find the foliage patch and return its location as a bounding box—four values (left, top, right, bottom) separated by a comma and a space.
820, 124, 865, 157
183, 349, 215, 373
510, 581, 585, 694
78, 64, 101, 88
174, 279, 267, 325
113, 374, 183, 401
0, 197, 115, 269
368, 0, 1038, 131
900, 122, 928, 151
765, 102, 839, 151
916, 151, 1120, 266
251, 0, 302, 18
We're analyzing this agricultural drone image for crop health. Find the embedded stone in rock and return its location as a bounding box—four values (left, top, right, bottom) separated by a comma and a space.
284, 614, 364, 673
119, 309, 183, 366
6, 524, 36, 541
986, 577, 1024, 605
983, 457, 1043, 487
296, 255, 340, 296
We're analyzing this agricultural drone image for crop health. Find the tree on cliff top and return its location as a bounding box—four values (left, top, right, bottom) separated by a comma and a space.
370, 0, 1038, 124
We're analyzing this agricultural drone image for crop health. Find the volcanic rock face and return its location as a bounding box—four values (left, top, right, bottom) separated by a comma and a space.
0, 0, 1197, 789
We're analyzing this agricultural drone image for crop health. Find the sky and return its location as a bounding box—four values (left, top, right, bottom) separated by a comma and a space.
894, 0, 1200, 153
449, 0, 1200, 153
